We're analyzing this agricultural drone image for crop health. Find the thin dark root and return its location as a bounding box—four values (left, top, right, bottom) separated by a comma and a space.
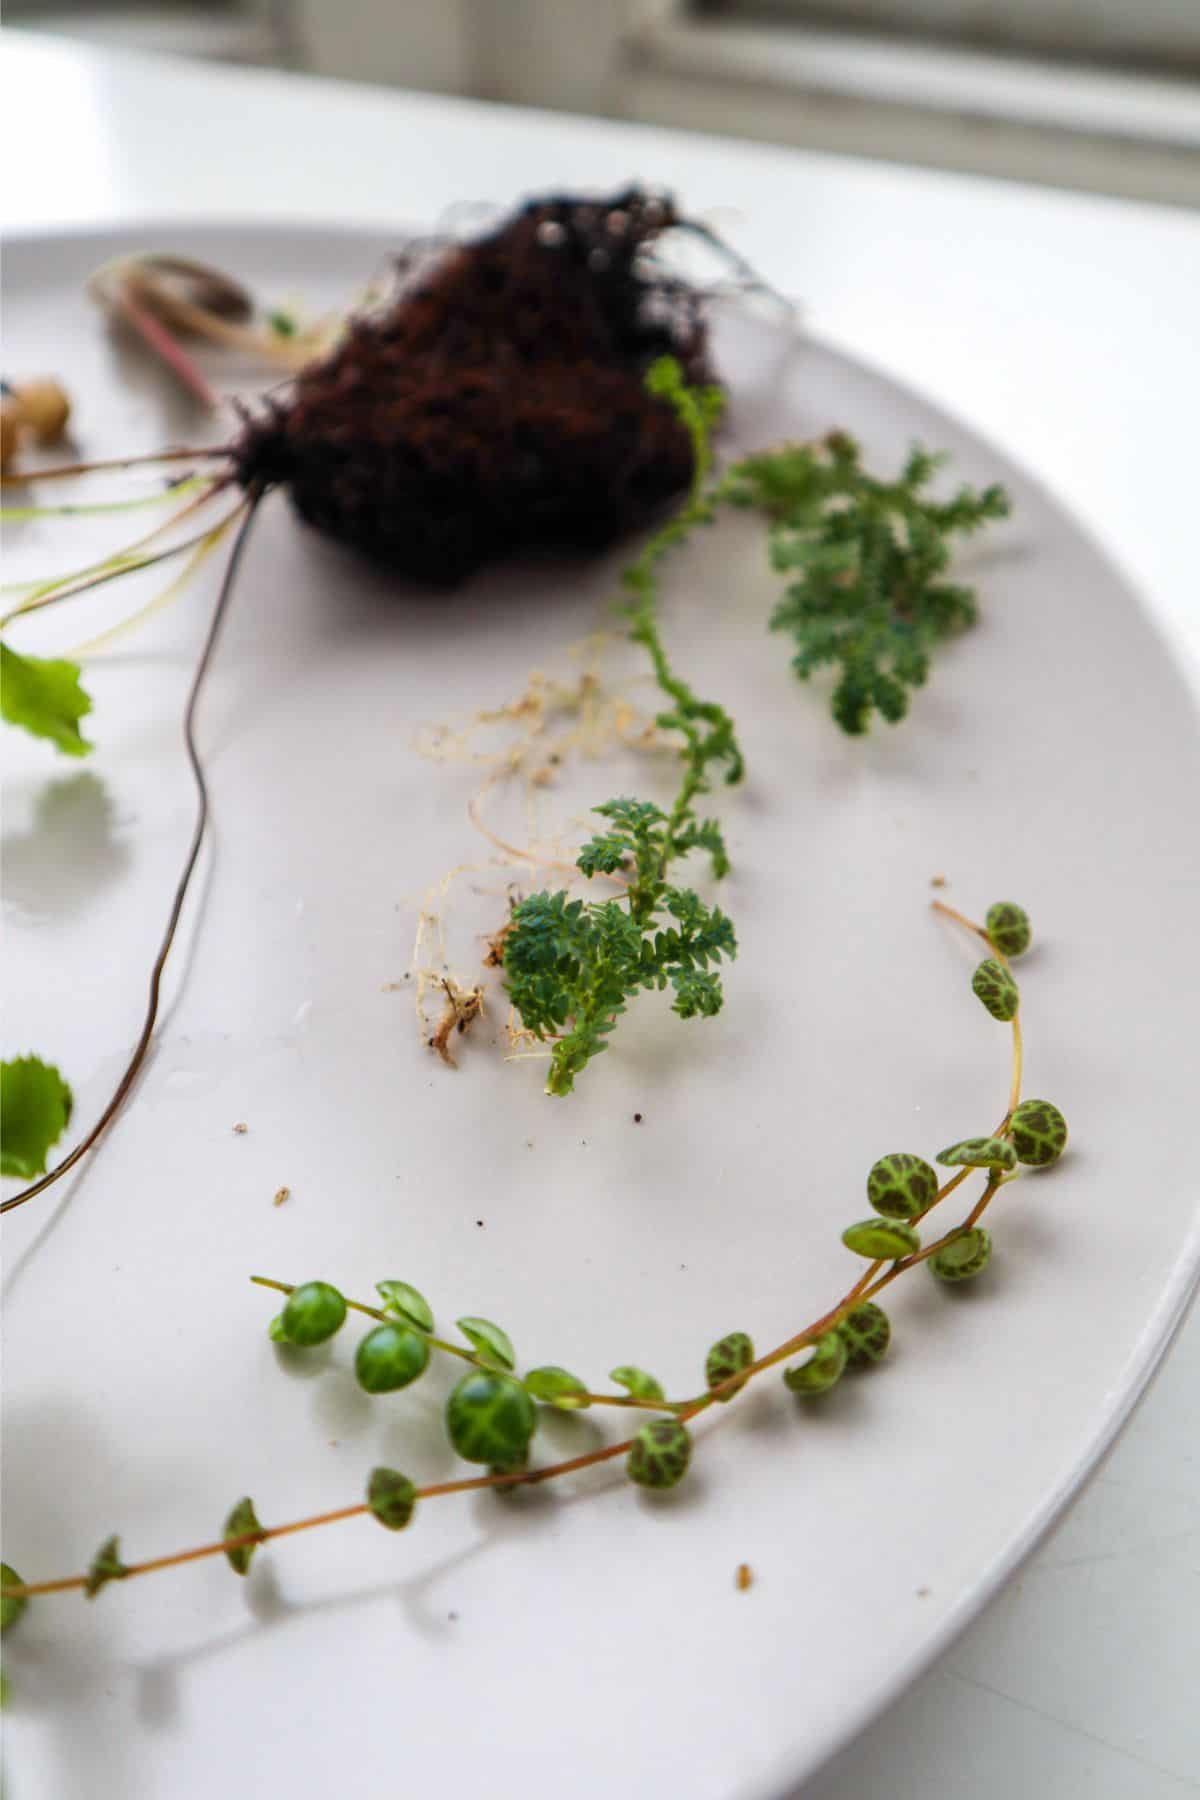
671, 220, 795, 315
0, 446, 230, 486
1, 492, 266, 1216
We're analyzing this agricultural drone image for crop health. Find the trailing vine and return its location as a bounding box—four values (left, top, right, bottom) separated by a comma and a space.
0, 896, 1067, 1613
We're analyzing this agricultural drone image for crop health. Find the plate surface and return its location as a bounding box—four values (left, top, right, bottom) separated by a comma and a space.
3, 226, 1198, 1800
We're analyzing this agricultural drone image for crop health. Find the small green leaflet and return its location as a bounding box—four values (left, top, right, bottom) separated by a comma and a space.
84, 1535, 129, 1599
1, 1564, 27, 1634
524, 1366, 590, 1409
456, 1316, 516, 1371
222, 1497, 266, 1576
1, 1056, 73, 1179
366, 1467, 418, 1531
376, 1280, 435, 1333
609, 1366, 665, 1403
1, 642, 94, 756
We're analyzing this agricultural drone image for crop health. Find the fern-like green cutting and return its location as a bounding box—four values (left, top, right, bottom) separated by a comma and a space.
727, 431, 1010, 734
503, 360, 743, 1097
502, 359, 1010, 1094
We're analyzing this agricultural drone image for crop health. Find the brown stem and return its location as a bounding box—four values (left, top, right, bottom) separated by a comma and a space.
0, 447, 229, 486
931, 897, 992, 946
1, 496, 262, 1216
107, 284, 222, 410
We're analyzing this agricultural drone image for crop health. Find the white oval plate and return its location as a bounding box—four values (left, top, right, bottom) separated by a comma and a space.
3, 226, 1198, 1800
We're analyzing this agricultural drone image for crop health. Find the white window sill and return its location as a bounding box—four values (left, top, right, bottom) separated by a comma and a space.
625, 14, 1200, 204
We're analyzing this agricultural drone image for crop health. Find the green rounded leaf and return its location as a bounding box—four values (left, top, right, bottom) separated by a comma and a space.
929, 1228, 993, 1282
456, 1316, 516, 1372
936, 1136, 1018, 1173
841, 1218, 920, 1260
85, 1535, 129, 1599
354, 1324, 430, 1394
222, 1497, 266, 1576
367, 1467, 418, 1530
445, 1371, 537, 1466
375, 1280, 434, 1333
524, 1366, 591, 1409
783, 1330, 847, 1395
836, 1302, 891, 1369
609, 1366, 665, 1403
1009, 1099, 1068, 1167
280, 1281, 347, 1346
1, 642, 93, 757
705, 1331, 754, 1401
986, 902, 1031, 958
1, 1055, 73, 1180
866, 1152, 938, 1220
627, 1418, 692, 1490
971, 958, 1019, 1022
0, 1564, 27, 1635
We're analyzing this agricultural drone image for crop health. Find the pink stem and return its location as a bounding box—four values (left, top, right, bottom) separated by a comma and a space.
112, 283, 220, 411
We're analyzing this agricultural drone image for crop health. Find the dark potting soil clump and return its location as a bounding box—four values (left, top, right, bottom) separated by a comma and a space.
233, 189, 716, 584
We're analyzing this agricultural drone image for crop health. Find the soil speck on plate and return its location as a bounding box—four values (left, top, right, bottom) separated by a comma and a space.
232, 1122, 248, 1135
274, 1186, 291, 1206
735, 1563, 753, 1592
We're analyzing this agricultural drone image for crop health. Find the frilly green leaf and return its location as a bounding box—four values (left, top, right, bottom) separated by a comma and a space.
1, 1055, 73, 1179
1, 642, 94, 756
